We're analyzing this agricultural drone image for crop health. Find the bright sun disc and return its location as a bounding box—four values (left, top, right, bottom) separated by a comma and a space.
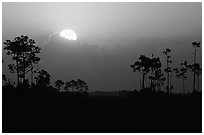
60, 29, 77, 40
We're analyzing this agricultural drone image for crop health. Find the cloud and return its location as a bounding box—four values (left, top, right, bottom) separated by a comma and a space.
41, 32, 60, 46
42, 32, 120, 55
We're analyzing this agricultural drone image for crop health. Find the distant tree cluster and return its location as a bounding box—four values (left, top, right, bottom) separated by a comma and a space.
35, 69, 51, 88
131, 42, 201, 94
56, 79, 88, 93
130, 54, 165, 90
131, 54, 165, 92
3, 35, 89, 93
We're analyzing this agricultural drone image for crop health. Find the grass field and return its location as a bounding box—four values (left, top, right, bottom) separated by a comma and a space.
3, 88, 202, 133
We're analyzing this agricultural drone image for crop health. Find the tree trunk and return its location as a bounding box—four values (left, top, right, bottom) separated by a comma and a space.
31, 66, 33, 84
23, 53, 26, 83
145, 74, 148, 88
16, 53, 20, 87
167, 59, 169, 93
183, 78, 185, 94
142, 73, 145, 90
193, 71, 196, 92
155, 80, 158, 92
170, 72, 172, 93
140, 79, 142, 90
193, 48, 197, 92
197, 74, 199, 92
16, 59, 19, 87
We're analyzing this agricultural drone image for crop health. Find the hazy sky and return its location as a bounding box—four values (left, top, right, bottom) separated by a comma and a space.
2, 2, 202, 92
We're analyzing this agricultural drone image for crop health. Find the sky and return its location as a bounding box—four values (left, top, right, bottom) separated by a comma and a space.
2, 2, 202, 92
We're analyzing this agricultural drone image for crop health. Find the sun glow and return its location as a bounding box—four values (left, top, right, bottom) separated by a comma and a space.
60, 29, 77, 40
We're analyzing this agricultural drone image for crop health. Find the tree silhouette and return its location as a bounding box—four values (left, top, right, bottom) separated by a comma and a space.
2, 74, 12, 87
69, 80, 77, 92
55, 80, 64, 92
63, 79, 88, 93
2, 74, 7, 83
131, 55, 151, 90
174, 61, 188, 94
154, 69, 166, 91
35, 69, 50, 88
148, 55, 165, 91
131, 54, 166, 91
27, 45, 41, 85
188, 63, 202, 92
192, 41, 201, 92
4, 38, 21, 87
195, 64, 202, 92
163, 48, 172, 93
152, 58, 165, 91
76, 79, 89, 92
64, 81, 71, 92
4, 35, 41, 87
148, 54, 155, 89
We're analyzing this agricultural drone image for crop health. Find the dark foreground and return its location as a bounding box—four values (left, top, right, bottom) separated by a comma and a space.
3, 88, 202, 133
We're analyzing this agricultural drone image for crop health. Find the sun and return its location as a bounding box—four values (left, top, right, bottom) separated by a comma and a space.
60, 29, 77, 40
